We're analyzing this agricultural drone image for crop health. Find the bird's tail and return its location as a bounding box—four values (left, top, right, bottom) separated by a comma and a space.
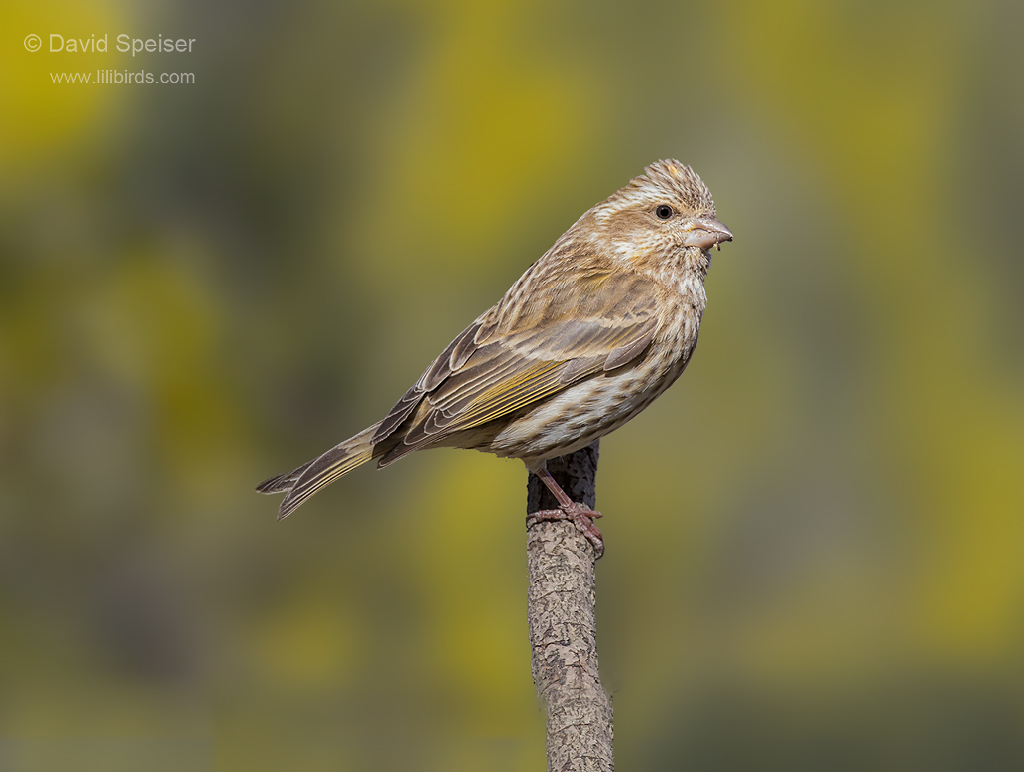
256, 421, 384, 520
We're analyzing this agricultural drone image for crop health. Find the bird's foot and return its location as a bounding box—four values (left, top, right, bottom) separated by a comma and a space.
527, 503, 605, 559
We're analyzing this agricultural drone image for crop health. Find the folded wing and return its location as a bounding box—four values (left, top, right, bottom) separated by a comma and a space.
375, 261, 661, 466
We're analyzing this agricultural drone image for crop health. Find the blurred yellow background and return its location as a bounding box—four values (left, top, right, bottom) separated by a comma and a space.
2, 1, 1023, 770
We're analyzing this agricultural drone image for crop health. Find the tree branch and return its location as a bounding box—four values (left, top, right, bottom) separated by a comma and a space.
527, 441, 614, 771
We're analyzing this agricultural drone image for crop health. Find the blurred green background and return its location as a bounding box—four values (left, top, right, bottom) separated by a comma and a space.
3, 0, 1023, 770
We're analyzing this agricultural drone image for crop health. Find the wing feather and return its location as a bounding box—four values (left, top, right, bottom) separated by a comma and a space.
372, 321, 483, 444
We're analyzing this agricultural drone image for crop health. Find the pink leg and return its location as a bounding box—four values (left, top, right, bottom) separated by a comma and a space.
527, 465, 604, 558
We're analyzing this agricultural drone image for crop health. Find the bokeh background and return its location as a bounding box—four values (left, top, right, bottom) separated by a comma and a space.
3, 1, 1023, 770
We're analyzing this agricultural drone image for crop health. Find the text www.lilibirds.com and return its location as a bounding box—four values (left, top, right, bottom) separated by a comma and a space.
50, 70, 195, 84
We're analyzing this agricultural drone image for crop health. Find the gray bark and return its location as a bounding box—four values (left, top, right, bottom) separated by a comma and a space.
526, 441, 614, 771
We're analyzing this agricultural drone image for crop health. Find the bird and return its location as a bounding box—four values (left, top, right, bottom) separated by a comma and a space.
257, 160, 732, 557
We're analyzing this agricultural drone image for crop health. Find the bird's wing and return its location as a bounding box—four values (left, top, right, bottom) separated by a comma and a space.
374, 264, 660, 464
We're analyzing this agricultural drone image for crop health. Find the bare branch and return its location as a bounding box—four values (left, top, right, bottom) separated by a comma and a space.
527, 441, 614, 771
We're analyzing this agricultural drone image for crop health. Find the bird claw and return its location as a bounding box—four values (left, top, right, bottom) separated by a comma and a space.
527, 504, 605, 559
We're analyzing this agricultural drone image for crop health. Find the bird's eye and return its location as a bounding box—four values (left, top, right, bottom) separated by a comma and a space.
655, 205, 674, 220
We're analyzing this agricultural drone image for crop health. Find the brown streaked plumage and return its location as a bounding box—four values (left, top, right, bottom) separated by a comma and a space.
257, 160, 732, 556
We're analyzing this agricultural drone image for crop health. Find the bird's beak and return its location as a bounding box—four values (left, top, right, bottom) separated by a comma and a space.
681, 216, 733, 252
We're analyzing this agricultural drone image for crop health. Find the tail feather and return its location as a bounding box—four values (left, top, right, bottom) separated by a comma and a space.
256, 461, 314, 494
257, 421, 384, 519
